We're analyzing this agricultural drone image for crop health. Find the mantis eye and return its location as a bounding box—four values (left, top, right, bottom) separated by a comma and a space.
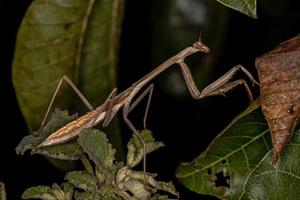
193, 41, 210, 53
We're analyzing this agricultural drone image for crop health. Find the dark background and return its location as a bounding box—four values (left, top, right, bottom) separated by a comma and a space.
0, 0, 299, 199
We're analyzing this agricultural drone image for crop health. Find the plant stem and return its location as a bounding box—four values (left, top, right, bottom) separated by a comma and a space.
80, 154, 94, 175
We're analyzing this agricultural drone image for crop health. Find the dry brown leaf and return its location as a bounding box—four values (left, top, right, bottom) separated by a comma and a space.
256, 35, 300, 164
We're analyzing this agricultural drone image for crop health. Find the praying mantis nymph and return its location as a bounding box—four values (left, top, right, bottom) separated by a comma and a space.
38, 38, 257, 174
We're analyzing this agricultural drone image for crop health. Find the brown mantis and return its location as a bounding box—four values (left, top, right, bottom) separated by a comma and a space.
38, 38, 258, 173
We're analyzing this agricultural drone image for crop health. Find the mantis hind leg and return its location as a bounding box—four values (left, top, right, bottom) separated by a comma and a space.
39, 75, 93, 133
123, 104, 147, 181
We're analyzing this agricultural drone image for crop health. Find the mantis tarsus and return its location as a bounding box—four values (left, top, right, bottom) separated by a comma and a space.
38, 39, 257, 174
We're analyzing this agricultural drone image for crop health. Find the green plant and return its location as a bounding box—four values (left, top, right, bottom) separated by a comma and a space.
177, 100, 300, 200
13, 0, 299, 199
0, 182, 6, 200
17, 109, 178, 199
217, 0, 256, 18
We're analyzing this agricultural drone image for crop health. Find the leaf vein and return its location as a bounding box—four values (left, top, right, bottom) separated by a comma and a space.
199, 129, 269, 171
250, 169, 300, 180
28, 54, 76, 72
242, 147, 250, 169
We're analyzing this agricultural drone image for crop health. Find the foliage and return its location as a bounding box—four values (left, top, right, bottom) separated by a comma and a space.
177, 99, 300, 200
12, 0, 284, 199
240, 131, 300, 199
18, 110, 178, 200
16, 109, 82, 160
217, 0, 257, 18
12, 0, 123, 136
0, 182, 6, 200
12, 0, 124, 169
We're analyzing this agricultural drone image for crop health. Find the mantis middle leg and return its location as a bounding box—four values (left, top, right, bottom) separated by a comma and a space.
122, 84, 154, 176
91, 88, 118, 127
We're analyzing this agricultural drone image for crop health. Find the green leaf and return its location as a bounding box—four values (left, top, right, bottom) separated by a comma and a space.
16, 109, 83, 160
217, 0, 257, 18
240, 129, 300, 200
78, 129, 115, 170
151, 194, 169, 200
65, 171, 98, 191
124, 170, 179, 197
0, 182, 6, 200
12, 0, 124, 132
123, 180, 151, 200
22, 186, 56, 200
127, 130, 165, 167
176, 100, 273, 199
62, 183, 74, 200
116, 166, 179, 199
74, 191, 102, 200
101, 193, 122, 200
97, 185, 124, 200
50, 183, 65, 200
154, 181, 179, 197
32, 141, 82, 160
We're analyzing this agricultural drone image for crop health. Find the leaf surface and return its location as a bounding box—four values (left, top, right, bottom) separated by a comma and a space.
78, 129, 115, 171
126, 130, 164, 168
65, 171, 98, 191
241, 129, 300, 200
62, 183, 74, 200
16, 109, 82, 160
0, 182, 6, 200
22, 186, 56, 200
217, 0, 257, 18
74, 191, 102, 200
12, 0, 123, 131
176, 100, 272, 199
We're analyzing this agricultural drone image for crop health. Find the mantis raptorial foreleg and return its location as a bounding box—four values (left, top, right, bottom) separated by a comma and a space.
177, 61, 258, 101
103, 88, 119, 127
206, 79, 253, 100
39, 75, 93, 132
91, 88, 118, 127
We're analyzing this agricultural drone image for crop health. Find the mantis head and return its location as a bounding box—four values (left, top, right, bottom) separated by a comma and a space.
193, 40, 210, 53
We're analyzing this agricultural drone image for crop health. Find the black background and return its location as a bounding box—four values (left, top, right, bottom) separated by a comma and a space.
0, 0, 299, 199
